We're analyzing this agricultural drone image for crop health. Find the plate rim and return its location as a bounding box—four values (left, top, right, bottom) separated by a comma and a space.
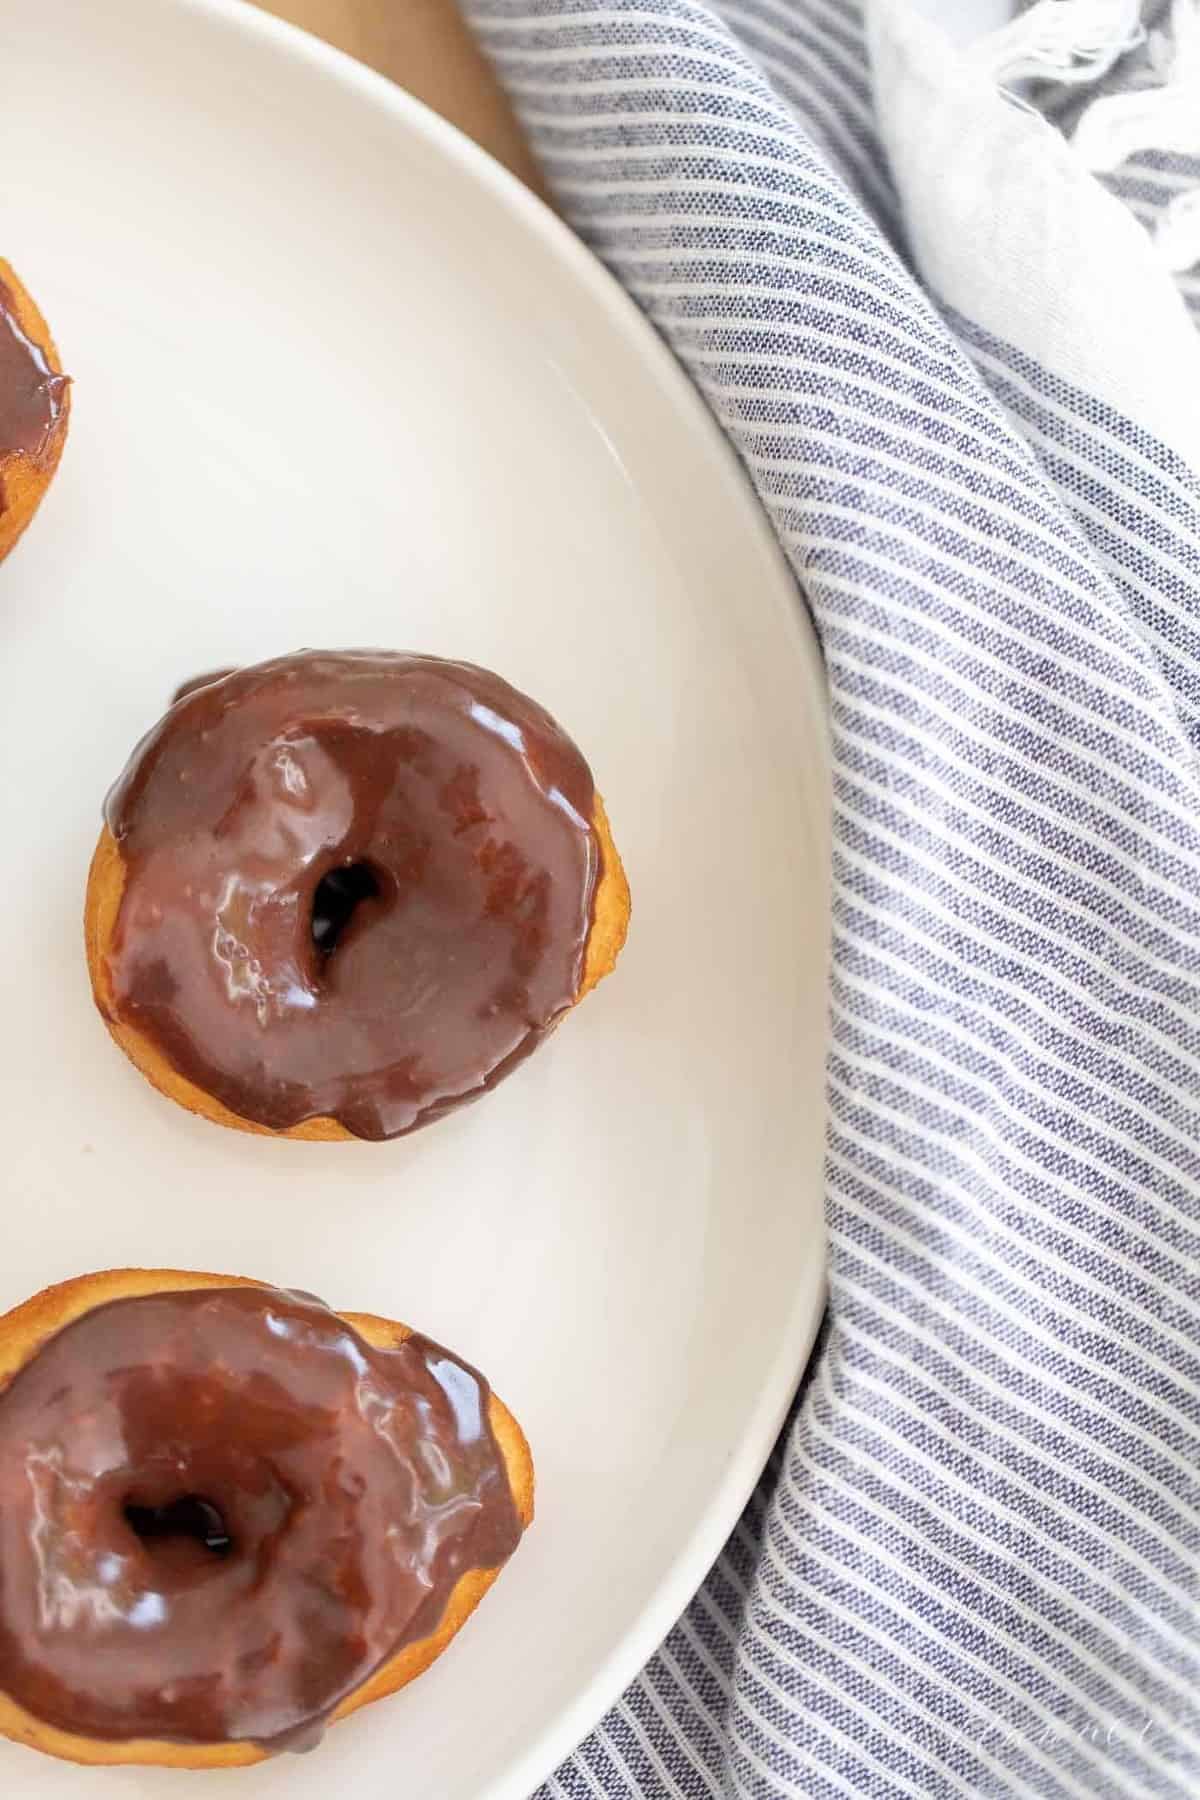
67, 2, 832, 1788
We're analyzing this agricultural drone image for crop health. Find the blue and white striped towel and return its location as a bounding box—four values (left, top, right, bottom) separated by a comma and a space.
462, 1, 1200, 1793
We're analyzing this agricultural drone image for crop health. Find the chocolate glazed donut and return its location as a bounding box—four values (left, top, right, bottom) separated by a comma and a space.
0, 259, 70, 563
0, 1269, 533, 1768
85, 651, 630, 1140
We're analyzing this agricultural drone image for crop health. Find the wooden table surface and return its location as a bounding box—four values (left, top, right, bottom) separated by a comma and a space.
257, 0, 544, 192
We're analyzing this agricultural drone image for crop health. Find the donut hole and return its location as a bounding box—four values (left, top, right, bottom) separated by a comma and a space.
124, 1494, 233, 1558
311, 861, 381, 956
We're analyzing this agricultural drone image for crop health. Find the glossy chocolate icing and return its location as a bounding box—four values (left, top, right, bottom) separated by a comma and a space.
0, 277, 67, 464
0, 1285, 521, 1750
170, 668, 235, 704
102, 651, 599, 1140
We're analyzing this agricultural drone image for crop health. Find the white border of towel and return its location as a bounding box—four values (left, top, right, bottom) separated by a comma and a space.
866, 0, 1200, 467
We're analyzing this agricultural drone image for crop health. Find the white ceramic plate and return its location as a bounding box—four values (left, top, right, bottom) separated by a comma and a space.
0, 2, 830, 1794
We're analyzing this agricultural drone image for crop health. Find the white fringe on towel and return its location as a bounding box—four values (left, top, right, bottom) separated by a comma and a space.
965, 0, 1145, 86
969, 0, 1200, 273
1073, 0, 1200, 168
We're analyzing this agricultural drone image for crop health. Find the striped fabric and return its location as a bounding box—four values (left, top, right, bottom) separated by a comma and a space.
1100, 152, 1200, 318
461, 2, 1200, 1794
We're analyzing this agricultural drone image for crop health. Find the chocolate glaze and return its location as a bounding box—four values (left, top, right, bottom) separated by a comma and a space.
170, 667, 235, 705
0, 1286, 522, 1750
0, 277, 67, 464
103, 651, 599, 1140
